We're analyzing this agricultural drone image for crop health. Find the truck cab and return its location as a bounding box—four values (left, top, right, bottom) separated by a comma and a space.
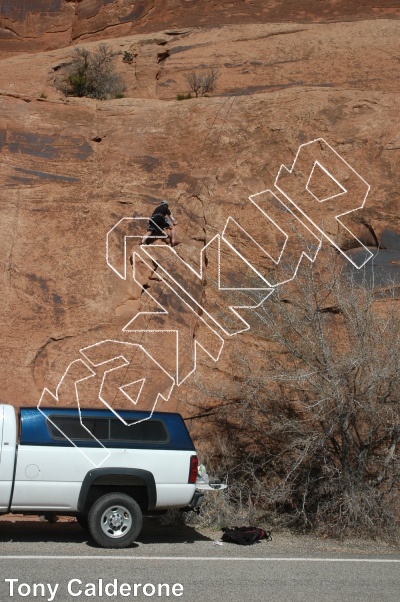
0, 405, 17, 512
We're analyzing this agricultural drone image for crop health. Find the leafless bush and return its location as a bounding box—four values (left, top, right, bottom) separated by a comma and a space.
191, 256, 400, 539
185, 441, 263, 529
185, 67, 219, 97
56, 44, 125, 100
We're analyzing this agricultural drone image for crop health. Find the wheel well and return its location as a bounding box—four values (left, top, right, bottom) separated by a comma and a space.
82, 475, 149, 513
78, 468, 157, 514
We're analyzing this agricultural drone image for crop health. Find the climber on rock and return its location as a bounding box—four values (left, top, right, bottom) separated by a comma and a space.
141, 200, 179, 246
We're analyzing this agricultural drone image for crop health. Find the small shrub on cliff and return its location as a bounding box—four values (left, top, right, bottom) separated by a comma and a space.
57, 44, 125, 100
185, 67, 219, 98
122, 51, 134, 64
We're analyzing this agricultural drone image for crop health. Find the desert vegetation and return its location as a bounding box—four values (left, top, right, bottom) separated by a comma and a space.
190, 255, 400, 539
56, 44, 125, 100
184, 67, 219, 98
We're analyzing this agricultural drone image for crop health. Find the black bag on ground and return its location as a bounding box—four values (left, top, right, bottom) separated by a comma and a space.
221, 526, 272, 546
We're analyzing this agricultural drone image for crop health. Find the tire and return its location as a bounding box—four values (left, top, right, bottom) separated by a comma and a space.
88, 493, 143, 549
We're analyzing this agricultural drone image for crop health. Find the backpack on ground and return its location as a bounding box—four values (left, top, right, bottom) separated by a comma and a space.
221, 526, 272, 546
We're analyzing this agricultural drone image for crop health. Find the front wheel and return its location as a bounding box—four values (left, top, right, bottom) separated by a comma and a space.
88, 493, 143, 548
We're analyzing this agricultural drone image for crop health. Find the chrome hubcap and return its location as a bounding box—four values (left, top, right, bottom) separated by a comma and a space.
101, 505, 132, 538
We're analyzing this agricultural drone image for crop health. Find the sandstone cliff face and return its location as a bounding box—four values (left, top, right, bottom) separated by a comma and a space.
0, 0, 399, 57
0, 16, 399, 414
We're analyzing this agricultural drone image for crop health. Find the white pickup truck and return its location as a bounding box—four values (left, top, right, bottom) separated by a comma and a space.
0, 404, 207, 548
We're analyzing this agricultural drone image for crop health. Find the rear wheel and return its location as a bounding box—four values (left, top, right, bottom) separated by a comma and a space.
88, 493, 143, 549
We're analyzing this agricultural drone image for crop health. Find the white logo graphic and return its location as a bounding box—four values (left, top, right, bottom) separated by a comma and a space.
38, 138, 371, 466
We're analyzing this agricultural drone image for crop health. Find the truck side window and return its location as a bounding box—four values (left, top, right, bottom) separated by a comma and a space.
47, 416, 109, 441
110, 419, 169, 443
46, 415, 169, 443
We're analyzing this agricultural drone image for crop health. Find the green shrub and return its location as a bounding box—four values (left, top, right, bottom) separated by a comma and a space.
56, 44, 125, 100
122, 51, 134, 64
176, 93, 192, 101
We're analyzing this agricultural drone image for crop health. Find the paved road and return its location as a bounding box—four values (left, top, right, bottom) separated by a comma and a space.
0, 519, 399, 602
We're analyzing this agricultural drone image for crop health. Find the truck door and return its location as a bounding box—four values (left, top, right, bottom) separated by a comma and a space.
0, 405, 17, 512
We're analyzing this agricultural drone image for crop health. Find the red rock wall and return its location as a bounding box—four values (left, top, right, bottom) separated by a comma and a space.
0, 10, 399, 414
1, 0, 399, 57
